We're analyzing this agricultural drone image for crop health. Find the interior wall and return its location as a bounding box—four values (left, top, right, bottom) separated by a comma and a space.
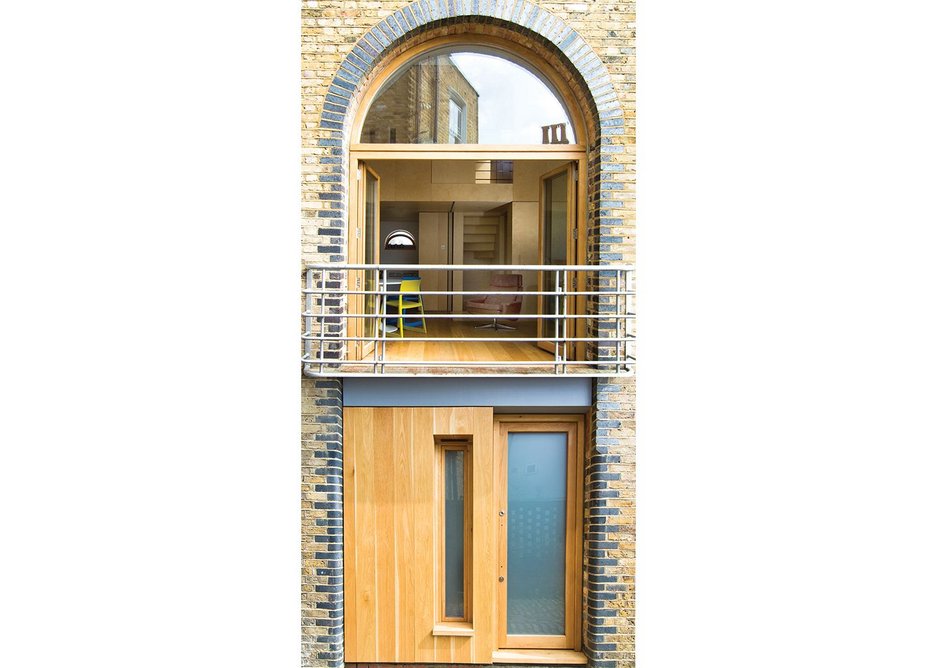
462, 213, 504, 295
371, 159, 563, 204
370, 159, 565, 315
419, 212, 450, 311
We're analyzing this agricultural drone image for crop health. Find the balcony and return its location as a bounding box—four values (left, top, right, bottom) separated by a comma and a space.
302, 264, 635, 377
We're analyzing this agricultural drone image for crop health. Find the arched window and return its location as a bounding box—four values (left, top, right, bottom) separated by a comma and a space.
345, 37, 592, 366
383, 229, 416, 249
360, 48, 577, 145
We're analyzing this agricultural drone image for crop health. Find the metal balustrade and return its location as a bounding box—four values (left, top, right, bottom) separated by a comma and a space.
302, 264, 635, 377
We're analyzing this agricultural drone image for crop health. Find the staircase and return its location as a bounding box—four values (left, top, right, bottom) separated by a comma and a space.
462, 216, 501, 264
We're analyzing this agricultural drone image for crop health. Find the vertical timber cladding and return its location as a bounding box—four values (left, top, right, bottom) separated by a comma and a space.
343, 407, 496, 663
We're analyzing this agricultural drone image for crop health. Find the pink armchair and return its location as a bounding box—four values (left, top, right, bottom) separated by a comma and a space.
464, 273, 524, 330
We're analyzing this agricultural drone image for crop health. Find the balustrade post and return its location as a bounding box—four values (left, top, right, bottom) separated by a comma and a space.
554, 269, 562, 374
616, 269, 622, 374
561, 270, 569, 374
626, 268, 635, 373
304, 269, 313, 370
319, 269, 328, 374
371, 267, 381, 372
381, 268, 389, 375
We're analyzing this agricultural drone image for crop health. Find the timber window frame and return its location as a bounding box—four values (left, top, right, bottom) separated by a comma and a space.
352, 36, 588, 146
346, 39, 591, 369
435, 435, 473, 624
448, 92, 467, 144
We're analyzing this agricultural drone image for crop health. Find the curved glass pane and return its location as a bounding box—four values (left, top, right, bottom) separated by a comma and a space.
361, 50, 575, 145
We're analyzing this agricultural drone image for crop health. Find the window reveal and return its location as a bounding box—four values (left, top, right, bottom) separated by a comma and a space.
436, 435, 473, 623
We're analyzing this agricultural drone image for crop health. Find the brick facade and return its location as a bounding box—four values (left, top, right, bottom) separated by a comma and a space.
301, 378, 344, 665
301, 2, 635, 667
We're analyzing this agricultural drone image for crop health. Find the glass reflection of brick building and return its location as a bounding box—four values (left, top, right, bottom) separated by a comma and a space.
361, 54, 479, 144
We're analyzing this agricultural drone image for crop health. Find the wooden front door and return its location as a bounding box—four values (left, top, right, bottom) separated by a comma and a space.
495, 416, 584, 651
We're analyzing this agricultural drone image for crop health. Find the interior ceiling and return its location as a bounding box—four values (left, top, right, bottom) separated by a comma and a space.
381, 200, 509, 220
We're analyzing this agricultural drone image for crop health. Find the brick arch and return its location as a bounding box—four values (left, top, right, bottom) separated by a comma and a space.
313, 1, 628, 274
324, 1, 623, 146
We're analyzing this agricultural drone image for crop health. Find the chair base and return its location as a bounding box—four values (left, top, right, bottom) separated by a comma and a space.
475, 319, 517, 331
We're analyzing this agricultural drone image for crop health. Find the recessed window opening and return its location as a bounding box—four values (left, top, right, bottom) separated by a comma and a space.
449, 93, 467, 144
475, 160, 514, 184
383, 229, 416, 250
360, 47, 576, 145
436, 435, 473, 623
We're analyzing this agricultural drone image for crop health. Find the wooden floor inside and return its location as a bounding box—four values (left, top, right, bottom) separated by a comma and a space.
385, 317, 553, 362
339, 317, 569, 375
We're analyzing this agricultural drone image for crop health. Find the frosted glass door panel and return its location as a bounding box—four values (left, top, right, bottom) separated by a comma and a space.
506, 432, 567, 636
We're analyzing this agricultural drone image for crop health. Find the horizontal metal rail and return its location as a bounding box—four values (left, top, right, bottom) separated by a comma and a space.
301, 312, 636, 320
302, 263, 635, 377
308, 263, 633, 271
303, 289, 636, 297
302, 335, 635, 343
301, 358, 632, 368
302, 357, 635, 370
300, 373, 634, 378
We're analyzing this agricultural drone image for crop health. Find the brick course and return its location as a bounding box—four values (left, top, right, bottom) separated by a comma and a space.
301, 2, 635, 666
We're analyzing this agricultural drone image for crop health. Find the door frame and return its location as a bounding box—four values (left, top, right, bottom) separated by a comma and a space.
347, 161, 381, 361
348, 148, 587, 360
536, 162, 584, 358
494, 414, 584, 651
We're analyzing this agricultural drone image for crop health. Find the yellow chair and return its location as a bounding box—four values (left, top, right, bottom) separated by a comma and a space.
384, 278, 427, 337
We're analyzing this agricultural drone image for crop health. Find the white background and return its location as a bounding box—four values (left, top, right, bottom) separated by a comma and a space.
2, 1, 936, 666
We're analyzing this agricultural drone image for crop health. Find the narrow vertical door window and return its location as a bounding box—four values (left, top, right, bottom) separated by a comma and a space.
438, 437, 472, 624
444, 449, 466, 618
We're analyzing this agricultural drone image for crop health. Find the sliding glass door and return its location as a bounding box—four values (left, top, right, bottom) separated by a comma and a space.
537, 163, 577, 354
349, 161, 380, 360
